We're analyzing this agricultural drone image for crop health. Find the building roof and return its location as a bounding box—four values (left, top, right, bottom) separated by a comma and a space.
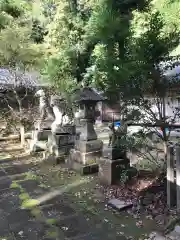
0, 68, 49, 90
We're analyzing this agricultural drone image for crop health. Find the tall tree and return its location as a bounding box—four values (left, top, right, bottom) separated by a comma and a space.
43, 0, 94, 93
0, 0, 44, 144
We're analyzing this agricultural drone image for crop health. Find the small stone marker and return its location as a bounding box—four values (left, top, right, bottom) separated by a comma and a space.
174, 225, 180, 234
108, 198, 133, 211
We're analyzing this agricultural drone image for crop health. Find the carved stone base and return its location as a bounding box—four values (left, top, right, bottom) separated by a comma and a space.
48, 133, 75, 146
51, 124, 76, 135
67, 160, 99, 175
49, 144, 73, 157
75, 139, 103, 152
67, 149, 102, 174
30, 129, 51, 153
98, 158, 130, 185
68, 149, 102, 165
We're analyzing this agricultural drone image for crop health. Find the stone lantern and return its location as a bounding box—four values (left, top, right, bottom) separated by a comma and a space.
67, 87, 105, 174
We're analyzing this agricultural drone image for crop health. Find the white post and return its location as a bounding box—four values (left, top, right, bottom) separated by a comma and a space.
167, 145, 175, 208
176, 146, 180, 211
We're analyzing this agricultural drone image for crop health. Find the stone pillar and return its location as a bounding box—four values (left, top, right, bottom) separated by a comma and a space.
29, 90, 55, 153
98, 122, 130, 185
98, 146, 130, 185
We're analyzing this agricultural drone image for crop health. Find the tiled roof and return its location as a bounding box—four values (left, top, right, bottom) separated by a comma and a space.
0, 68, 49, 90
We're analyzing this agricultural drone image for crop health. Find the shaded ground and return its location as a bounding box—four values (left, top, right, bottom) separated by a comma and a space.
0, 142, 160, 240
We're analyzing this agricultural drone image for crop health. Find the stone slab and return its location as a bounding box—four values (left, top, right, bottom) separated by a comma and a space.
108, 198, 133, 211
75, 139, 103, 152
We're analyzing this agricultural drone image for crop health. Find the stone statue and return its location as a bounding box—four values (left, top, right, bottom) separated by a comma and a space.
35, 89, 55, 121
108, 120, 132, 147
50, 95, 73, 133
108, 122, 116, 147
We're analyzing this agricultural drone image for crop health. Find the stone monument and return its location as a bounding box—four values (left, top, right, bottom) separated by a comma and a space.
30, 89, 55, 152
67, 87, 104, 174
98, 120, 130, 185
48, 95, 75, 159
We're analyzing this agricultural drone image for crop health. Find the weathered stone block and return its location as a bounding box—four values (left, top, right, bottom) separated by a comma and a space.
49, 144, 73, 156
78, 120, 97, 141
75, 139, 103, 152
48, 133, 75, 146
68, 149, 102, 165
52, 125, 76, 135
67, 159, 99, 175
98, 158, 130, 185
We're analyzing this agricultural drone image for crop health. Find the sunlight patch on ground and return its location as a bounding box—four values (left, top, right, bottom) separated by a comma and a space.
36, 178, 90, 205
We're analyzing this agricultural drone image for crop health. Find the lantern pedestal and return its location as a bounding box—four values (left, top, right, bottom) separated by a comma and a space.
98, 146, 130, 185
68, 87, 105, 174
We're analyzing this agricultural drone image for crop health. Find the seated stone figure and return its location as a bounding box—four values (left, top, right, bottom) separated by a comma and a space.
50, 95, 73, 133
108, 121, 127, 147
35, 89, 55, 121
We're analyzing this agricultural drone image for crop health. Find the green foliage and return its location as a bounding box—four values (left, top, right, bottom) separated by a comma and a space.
10, 181, 20, 189
21, 199, 40, 209
42, 0, 180, 97
0, 0, 24, 18
0, 23, 43, 69
120, 167, 137, 184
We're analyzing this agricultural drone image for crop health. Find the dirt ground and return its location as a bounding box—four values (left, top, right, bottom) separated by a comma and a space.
0, 140, 165, 240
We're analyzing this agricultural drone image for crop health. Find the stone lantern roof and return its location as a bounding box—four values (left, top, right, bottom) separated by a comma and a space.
72, 87, 105, 103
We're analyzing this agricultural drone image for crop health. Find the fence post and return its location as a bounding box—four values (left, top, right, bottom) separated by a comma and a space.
167, 145, 175, 208
176, 145, 180, 211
